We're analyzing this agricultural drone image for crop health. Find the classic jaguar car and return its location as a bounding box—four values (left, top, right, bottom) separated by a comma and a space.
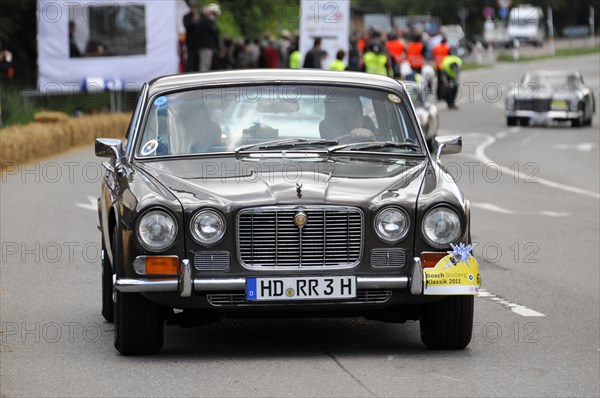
96, 69, 479, 355
403, 80, 439, 149
505, 71, 596, 127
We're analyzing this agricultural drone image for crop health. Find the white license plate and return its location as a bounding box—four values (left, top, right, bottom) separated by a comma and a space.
246, 276, 356, 301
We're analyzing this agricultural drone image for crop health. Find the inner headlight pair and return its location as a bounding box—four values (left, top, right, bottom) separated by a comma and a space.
137, 209, 225, 251
374, 206, 462, 247
374, 207, 410, 242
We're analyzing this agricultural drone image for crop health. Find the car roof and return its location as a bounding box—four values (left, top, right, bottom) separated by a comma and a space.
400, 80, 420, 88
147, 69, 407, 97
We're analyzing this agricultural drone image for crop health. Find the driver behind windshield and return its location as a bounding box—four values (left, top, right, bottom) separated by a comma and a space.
319, 96, 378, 143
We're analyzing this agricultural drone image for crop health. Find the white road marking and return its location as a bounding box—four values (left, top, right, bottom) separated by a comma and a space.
471, 202, 570, 217
554, 142, 597, 152
76, 195, 97, 212
521, 134, 536, 147
477, 289, 545, 317
473, 131, 600, 199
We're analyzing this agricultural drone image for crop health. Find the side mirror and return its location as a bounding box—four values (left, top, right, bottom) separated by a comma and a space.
95, 138, 123, 160
433, 135, 462, 162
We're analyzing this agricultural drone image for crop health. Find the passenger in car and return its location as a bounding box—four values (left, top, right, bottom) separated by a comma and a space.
177, 103, 222, 154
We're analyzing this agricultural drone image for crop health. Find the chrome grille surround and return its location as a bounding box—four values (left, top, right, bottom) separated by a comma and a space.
237, 206, 364, 270
194, 251, 231, 271
516, 99, 552, 112
206, 290, 391, 306
370, 249, 406, 268
207, 294, 247, 306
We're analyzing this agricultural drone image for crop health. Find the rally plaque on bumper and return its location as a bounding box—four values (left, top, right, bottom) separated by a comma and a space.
246, 276, 356, 301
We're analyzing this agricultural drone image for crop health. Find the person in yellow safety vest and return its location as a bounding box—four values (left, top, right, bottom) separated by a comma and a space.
362, 44, 391, 77
289, 48, 301, 68
441, 53, 462, 80
329, 50, 346, 71
440, 48, 462, 108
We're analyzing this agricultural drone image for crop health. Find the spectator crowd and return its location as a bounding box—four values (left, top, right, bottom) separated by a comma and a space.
182, 1, 462, 105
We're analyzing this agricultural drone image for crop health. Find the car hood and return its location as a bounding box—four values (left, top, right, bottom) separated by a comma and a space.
135, 155, 429, 209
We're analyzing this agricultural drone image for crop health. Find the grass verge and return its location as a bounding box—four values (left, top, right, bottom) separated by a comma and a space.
497, 44, 600, 62
462, 63, 492, 71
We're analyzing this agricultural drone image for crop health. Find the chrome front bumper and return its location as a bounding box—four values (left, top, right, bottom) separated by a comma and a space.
506, 110, 582, 120
114, 258, 423, 297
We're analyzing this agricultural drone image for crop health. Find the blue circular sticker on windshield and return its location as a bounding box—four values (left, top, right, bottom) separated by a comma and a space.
141, 139, 158, 156
154, 96, 168, 107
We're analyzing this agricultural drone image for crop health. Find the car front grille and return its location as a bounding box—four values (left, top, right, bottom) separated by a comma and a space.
370, 249, 406, 268
238, 206, 363, 269
194, 251, 230, 271
516, 99, 551, 112
206, 290, 391, 306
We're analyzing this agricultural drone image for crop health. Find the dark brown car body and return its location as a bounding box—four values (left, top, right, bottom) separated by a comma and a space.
96, 69, 472, 354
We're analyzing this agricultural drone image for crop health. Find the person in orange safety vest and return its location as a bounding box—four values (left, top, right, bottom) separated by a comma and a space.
432, 38, 450, 100
406, 34, 425, 74
385, 32, 405, 78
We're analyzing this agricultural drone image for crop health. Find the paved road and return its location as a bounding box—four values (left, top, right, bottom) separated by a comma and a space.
1, 55, 599, 397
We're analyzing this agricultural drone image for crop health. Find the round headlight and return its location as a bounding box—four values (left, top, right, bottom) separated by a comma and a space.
190, 210, 226, 245
375, 207, 410, 242
137, 209, 178, 251
421, 206, 462, 248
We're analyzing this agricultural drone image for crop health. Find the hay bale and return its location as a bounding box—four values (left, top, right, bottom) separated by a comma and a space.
1, 113, 131, 170
33, 111, 71, 124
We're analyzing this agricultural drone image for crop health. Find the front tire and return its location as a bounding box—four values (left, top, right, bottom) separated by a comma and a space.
572, 105, 585, 127
507, 117, 517, 126
114, 291, 164, 355
112, 224, 164, 355
420, 295, 474, 350
101, 242, 114, 323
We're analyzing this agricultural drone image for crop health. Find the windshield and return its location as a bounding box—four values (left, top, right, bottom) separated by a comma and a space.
524, 74, 580, 90
404, 84, 424, 107
137, 85, 422, 157
510, 18, 538, 26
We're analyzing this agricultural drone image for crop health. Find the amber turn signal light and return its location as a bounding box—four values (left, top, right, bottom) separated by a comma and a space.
420, 252, 448, 268
133, 256, 179, 275
146, 256, 179, 274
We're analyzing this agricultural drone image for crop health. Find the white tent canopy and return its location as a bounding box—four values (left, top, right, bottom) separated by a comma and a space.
37, 0, 179, 93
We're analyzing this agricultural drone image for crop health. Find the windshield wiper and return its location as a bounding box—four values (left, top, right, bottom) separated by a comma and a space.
235, 138, 338, 158
328, 141, 421, 155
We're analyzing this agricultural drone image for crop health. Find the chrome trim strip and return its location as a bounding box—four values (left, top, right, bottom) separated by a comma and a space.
193, 278, 247, 291
126, 83, 149, 162
356, 276, 408, 289
178, 259, 193, 297
506, 110, 582, 119
115, 278, 178, 292
410, 257, 423, 295
114, 276, 407, 292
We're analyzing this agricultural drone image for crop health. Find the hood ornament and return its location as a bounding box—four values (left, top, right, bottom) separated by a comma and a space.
296, 182, 303, 199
